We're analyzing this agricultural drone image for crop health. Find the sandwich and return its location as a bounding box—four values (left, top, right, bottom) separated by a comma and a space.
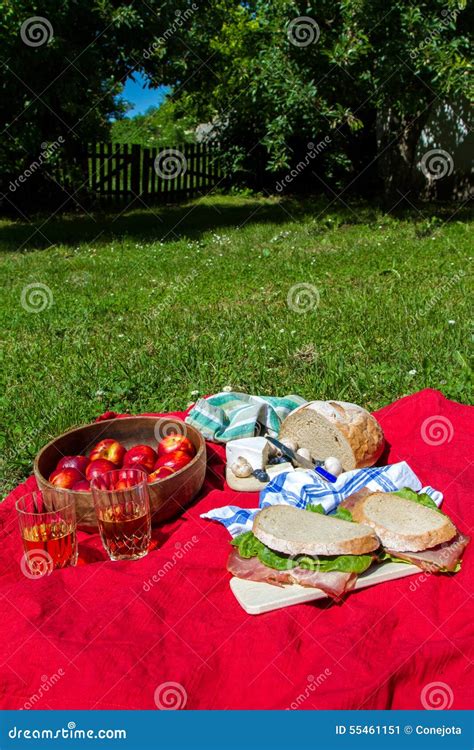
228, 504, 381, 599
342, 487, 469, 573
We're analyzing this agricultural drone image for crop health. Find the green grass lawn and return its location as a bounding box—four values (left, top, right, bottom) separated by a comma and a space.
1, 194, 472, 495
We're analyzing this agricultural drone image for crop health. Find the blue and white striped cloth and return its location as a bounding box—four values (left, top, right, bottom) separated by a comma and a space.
201, 461, 443, 538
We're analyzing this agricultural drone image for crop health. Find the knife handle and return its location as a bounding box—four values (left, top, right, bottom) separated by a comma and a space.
315, 467, 337, 483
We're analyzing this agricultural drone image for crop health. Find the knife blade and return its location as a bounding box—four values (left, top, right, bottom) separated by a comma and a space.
265, 436, 337, 483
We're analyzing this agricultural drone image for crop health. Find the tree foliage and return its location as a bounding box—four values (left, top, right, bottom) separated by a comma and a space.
1, 0, 471, 211
0, 0, 192, 210
111, 97, 197, 147
149, 0, 472, 196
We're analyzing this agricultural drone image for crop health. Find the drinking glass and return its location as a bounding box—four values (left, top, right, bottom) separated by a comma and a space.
90, 469, 151, 561
16, 492, 78, 577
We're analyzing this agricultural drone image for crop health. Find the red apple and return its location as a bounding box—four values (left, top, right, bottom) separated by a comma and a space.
86, 458, 116, 481
115, 467, 148, 490
157, 435, 195, 458
120, 463, 150, 477
114, 479, 133, 490
56, 455, 89, 475
49, 467, 83, 489
89, 438, 125, 467
72, 480, 91, 492
117, 465, 149, 480
148, 466, 176, 482
154, 450, 192, 473
123, 445, 157, 472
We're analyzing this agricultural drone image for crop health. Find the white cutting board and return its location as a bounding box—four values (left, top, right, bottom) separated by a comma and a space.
230, 561, 420, 615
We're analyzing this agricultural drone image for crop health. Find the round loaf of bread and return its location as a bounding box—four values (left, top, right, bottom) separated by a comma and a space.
279, 400, 384, 471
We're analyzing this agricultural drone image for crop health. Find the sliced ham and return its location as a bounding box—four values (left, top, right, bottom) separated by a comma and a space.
288, 567, 358, 598
227, 549, 357, 599
340, 491, 469, 573
386, 532, 470, 573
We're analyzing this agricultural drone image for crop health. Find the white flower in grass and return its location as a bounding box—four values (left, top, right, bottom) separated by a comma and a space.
448, 320, 455, 325
222, 385, 233, 392
408, 369, 417, 376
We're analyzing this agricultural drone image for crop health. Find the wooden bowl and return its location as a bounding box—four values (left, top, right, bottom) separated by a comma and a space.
34, 417, 206, 528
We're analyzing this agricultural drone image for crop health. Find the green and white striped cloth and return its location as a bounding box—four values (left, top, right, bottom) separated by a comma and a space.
185, 392, 306, 443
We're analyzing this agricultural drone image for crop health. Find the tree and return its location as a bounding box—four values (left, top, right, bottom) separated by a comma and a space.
2, 0, 471, 212
148, 0, 472, 199
111, 97, 197, 147
0, 0, 192, 212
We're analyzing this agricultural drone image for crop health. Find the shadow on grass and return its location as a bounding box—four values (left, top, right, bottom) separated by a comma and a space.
0, 193, 471, 252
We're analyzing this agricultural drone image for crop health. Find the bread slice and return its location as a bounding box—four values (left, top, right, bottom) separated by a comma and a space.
279, 400, 384, 471
351, 492, 457, 552
253, 505, 380, 556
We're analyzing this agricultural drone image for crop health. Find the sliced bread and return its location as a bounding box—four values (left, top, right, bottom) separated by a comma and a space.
253, 505, 380, 556
351, 492, 457, 552
279, 400, 384, 471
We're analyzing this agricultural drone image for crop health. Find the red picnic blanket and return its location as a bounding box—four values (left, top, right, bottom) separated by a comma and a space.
1, 389, 472, 710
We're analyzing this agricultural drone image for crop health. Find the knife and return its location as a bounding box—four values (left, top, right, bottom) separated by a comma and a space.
265, 436, 337, 483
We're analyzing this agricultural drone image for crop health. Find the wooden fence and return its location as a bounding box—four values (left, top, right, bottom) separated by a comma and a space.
87, 142, 222, 202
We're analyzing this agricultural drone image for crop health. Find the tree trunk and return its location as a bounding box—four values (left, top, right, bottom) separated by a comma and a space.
343, 107, 381, 197
376, 105, 433, 205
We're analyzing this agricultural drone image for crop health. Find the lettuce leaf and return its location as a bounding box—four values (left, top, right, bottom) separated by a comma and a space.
393, 487, 441, 512
306, 503, 325, 514
231, 531, 373, 573
377, 550, 412, 565
307, 504, 353, 522
333, 507, 353, 522
298, 554, 373, 573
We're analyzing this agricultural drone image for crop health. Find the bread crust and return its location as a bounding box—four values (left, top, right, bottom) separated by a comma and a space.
351, 492, 457, 552
279, 400, 384, 470
253, 506, 380, 556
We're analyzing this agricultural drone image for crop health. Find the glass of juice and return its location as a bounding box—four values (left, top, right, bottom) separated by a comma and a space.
90, 469, 151, 561
16, 492, 78, 576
